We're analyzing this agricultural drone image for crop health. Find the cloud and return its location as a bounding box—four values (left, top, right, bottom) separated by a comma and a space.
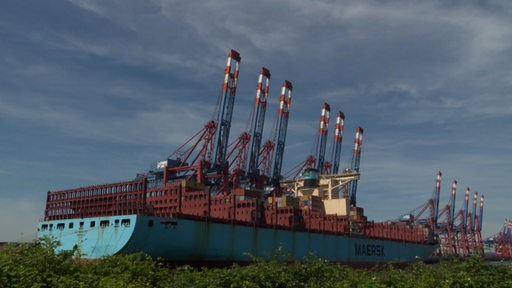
37, 1, 512, 126
66, 0, 106, 16
0, 91, 216, 147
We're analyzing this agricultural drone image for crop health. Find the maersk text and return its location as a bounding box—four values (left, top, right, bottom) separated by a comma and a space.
354, 244, 385, 257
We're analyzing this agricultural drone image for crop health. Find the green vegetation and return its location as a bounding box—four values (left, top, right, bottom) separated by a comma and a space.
1, 239, 512, 288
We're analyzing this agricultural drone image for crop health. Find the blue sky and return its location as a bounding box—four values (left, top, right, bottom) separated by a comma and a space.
1, 0, 511, 242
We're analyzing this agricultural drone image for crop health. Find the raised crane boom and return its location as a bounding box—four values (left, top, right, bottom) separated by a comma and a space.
213, 49, 241, 168
246, 67, 271, 176
271, 80, 293, 184
433, 171, 442, 226
349, 127, 363, 207
478, 195, 484, 232
449, 180, 457, 229
331, 111, 345, 174
316, 103, 330, 174
463, 187, 470, 232
471, 192, 478, 232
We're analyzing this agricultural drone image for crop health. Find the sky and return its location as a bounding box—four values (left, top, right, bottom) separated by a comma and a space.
1, 0, 511, 242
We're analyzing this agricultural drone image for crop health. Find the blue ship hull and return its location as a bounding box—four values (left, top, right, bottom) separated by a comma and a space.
38, 215, 438, 264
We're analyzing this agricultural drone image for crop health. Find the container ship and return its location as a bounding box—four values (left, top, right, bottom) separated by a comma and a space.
37, 50, 438, 265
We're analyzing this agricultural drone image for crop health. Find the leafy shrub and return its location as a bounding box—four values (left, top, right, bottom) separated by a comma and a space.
2, 240, 512, 288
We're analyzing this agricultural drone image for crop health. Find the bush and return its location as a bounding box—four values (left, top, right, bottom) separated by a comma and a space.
0, 238, 172, 288
2, 240, 512, 287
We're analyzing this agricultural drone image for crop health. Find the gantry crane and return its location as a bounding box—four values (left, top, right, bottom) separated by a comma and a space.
400, 169, 486, 257
474, 194, 485, 256
433, 171, 441, 227
437, 180, 458, 255
283, 103, 332, 180
159, 50, 241, 189
493, 219, 512, 258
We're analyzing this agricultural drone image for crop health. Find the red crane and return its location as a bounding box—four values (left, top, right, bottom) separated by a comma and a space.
437, 179, 458, 255
402, 171, 486, 257
457, 187, 471, 256
399, 171, 442, 229
474, 194, 485, 256
493, 219, 512, 258
283, 155, 315, 181
163, 121, 217, 184
460, 191, 484, 256
452, 190, 482, 256
467, 192, 479, 252
224, 131, 251, 187
450, 180, 457, 229
282, 103, 331, 180
433, 171, 442, 227
162, 50, 241, 188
